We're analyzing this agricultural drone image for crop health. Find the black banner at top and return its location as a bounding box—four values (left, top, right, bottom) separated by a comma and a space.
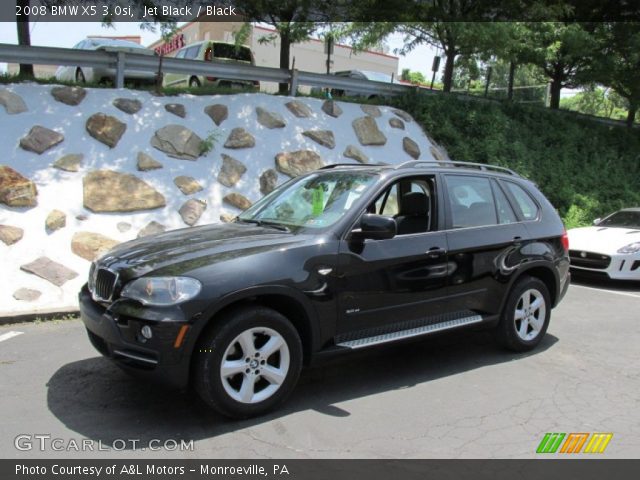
4, 0, 640, 23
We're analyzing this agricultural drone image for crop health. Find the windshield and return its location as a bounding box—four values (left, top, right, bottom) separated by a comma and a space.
599, 211, 640, 229
238, 171, 378, 230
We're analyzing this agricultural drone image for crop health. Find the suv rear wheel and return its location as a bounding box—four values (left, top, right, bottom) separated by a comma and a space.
194, 306, 302, 418
497, 276, 551, 352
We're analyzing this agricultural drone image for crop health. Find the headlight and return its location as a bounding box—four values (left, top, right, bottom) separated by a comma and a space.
121, 277, 201, 306
617, 242, 640, 254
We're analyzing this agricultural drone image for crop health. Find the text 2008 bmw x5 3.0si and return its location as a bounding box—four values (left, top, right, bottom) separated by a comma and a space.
80, 161, 570, 418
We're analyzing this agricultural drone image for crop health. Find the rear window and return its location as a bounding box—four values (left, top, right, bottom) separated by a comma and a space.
212, 44, 252, 62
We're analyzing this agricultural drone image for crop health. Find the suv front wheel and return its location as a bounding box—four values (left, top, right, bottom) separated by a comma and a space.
497, 276, 551, 352
194, 306, 303, 418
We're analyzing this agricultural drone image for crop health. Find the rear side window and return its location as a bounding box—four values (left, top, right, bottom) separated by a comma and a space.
445, 175, 497, 228
492, 181, 518, 224
212, 44, 252, 62
504, 182, 539, 220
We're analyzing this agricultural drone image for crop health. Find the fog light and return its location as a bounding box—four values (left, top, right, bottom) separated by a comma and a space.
140, 325, 153, 340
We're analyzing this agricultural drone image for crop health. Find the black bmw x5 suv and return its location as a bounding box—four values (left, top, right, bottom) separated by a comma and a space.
80, 160, 570, 418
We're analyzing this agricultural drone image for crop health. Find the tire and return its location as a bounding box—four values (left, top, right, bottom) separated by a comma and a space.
194, 306, 303, 419
496, 275, 551, 352
75, 68, 86, 84
189, 76, 201, 88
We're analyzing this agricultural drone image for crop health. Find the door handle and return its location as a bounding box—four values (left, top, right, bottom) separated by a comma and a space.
512, 236, 523, 243
426, 247, 446, 258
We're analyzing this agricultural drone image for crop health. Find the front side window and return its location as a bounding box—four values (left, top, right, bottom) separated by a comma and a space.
238, 172, 378, 230
446, 175, 498, 228
369, 177, 433, 235
184, 45, 201, 59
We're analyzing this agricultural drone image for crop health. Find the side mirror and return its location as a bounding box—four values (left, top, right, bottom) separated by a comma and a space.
593, 218, 601, 226
351, 214, 396, 241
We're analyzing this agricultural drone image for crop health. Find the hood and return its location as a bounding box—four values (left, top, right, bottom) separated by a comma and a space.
567, 226, 640, 254
98, 222, 307, 280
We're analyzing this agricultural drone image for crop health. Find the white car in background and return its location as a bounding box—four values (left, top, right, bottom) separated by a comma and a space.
55, 38, 157, 85
568, 208, 640, 280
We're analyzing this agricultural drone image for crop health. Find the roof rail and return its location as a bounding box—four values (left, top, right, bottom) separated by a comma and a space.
319, 163, 388, 170
397, 160, 519, 176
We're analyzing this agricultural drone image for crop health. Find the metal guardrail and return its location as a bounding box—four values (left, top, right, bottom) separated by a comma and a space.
0, 43, 415, 98
0, 43, 635, 129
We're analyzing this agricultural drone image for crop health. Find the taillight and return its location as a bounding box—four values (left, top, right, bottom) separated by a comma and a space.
206, 76, 217, 82
561, 229, 569, 251
252, 80, 260, 87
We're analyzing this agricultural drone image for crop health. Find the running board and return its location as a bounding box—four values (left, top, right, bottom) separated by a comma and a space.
336, 315, 483, 349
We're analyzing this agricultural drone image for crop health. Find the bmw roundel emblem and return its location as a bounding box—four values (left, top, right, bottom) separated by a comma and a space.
580, 251, 587, 258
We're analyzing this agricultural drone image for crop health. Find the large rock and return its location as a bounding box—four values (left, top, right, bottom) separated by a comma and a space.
361, 104, 381, 117
174, 176, 203, 195
83, 170, 165, 213
321, 100, 342, 118
204, 104, 228, 126
137, 221, 166, 238
218, 154, 247, 187
389, 117, 405, 129
13, 288, 41, 302
86, 113, 126, 148
403, 137, 421, 159
179, 199, 207, 226
0, 89, 27, 114
224, 128, 255, 149
165, 103, 186, 118
51, 86, 86, 106
259, 169, 278, 195
151, 124, 204, 160
71, 232, 119, 261
0, 225, 24, 245
285, 100, 312, 118
275, 150, 324, 177
343, 145, 369, 164
137, 152, 163, 171
0, 165, 37, 207
45, 210, 66, 232
19, 126, 64, 154
113, 98, 142, 114
302, 130, 335, 149
20, 257, 78, 286
392, 109, 413, 122
352, 116, 387, 146
223, 192, 252, 211
53, 153, 83, 172
256, 107, 286, 129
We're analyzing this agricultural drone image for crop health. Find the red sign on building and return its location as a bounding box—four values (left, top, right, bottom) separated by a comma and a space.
154, 34, 185, 56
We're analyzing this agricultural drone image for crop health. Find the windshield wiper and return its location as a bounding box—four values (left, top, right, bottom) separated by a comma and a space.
236, 218, 290, 232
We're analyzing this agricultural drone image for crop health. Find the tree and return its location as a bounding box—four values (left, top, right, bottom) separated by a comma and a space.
233, 1, 333, 93
523, 22, 597, 109
588, 22, 640, 127
400, 68, 426, 84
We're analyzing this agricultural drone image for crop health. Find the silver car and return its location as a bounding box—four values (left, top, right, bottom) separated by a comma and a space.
55, 38, 157, 85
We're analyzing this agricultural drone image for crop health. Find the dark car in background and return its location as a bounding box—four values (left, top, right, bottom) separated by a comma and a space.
80, 161, 570, 418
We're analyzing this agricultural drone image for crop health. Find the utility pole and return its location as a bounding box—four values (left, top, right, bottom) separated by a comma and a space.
430, 55, 440, 90
325, 34, 334, 75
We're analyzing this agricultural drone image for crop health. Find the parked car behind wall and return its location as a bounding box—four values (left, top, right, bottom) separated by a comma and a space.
162, 41, 258, 89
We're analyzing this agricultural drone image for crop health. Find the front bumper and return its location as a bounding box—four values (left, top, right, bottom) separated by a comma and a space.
79, 285, 191, 389
569, 251, 640, 280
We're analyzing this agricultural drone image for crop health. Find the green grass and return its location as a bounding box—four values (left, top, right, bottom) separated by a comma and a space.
391, 92, 640, 228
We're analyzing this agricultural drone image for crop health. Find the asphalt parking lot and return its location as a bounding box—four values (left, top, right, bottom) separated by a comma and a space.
1, 276, 639, 459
